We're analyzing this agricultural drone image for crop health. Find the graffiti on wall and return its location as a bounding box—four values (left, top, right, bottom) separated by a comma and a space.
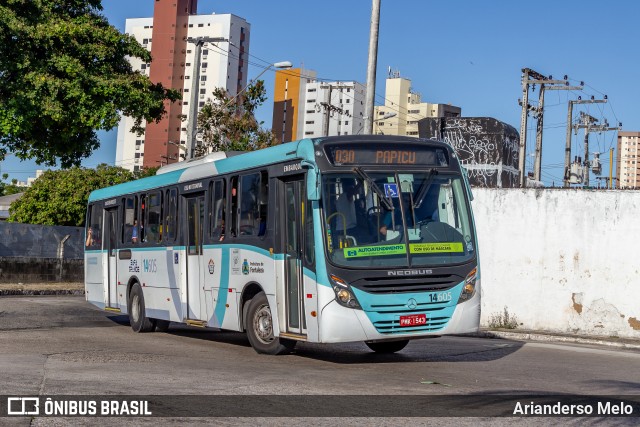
418, 117, 520, 188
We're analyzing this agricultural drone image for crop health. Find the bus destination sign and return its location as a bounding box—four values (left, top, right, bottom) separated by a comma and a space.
326, 143, 448, 167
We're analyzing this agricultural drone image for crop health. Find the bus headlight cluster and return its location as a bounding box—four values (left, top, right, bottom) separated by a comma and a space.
457, 267, 477, 304
330, 275, 361, 309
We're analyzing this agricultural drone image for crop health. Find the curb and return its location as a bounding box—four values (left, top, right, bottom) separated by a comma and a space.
470, 330, 640, 350
0, 289, 85, 296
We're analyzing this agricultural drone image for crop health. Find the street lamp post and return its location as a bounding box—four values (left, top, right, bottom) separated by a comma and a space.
186, 58, 291, 160
359, 112, 396, 134
226, 61, 292, 108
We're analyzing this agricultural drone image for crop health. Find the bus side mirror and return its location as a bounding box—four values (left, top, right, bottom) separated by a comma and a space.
301, 160, 320, 201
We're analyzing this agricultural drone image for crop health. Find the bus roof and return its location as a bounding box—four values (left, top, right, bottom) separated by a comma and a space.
88, 139, 314, 202
88, 135, 454, 203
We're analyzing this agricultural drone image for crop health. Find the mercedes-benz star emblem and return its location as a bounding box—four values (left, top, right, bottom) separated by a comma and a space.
407, 298, 417, 310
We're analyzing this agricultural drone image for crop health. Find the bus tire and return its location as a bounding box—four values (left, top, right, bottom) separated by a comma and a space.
246, 292, 296, 355
365, 340, 409, 354
128, 283, 155, 333
155, 319, 170, 332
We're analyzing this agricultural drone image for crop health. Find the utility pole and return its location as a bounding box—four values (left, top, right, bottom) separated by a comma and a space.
185, 36, 227, 160
533, 83, 545, 182
609, 147, 614, 189
363, 0, 381, 135
518, 68, 582, 186
320, 84, 348, 137
518, 68, 535, 187
563, 97, 606, 187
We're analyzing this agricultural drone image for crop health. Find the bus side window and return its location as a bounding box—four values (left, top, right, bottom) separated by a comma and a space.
123, 196, 137, 244
165, 188, 177, 242
211, 180, 226, 241
239, 173, 258, 236
139, 194, 146, 242
238, 171, 268, 237
86, 204, 102, 249
230, 176, 238, 237
146, 191, 162, 243
257, 171, 268, 236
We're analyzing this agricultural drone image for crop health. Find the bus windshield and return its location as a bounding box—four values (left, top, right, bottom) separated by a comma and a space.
322, 171, 475, 268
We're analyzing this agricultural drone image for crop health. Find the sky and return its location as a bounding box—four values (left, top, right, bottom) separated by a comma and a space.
2, 0, 639, 187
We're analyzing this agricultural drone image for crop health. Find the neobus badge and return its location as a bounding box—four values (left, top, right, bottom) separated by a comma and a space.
283, 162, 302, 173
388, 269, 433, 276
104, 199, 117, 206
183, 182, 203, 191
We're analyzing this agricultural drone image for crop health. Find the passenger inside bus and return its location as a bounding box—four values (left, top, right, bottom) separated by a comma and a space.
131, 219, 138, 243
334, 179, 364, 244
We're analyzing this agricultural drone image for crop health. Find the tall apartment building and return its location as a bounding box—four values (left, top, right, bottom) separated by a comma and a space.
115, 0, 250, 171
616, 131, 640, 188
374, 72, 461, 137
272, 68, 365, 143
272, 68, 317, 144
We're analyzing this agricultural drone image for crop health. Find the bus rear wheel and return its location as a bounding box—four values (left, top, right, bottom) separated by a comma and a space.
246, 292, 296, 355
365, 340, 409, 353
129, 283, 155, 333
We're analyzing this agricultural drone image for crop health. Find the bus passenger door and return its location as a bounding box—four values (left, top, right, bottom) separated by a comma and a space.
282, 177, 309, 336
184, 194, 206, 322
104, 207, 119, 309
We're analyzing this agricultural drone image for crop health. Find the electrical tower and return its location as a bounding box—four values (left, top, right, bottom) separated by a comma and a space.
572, 112, 621, 187
518, 68, 582, 186
563, 97, 607, 187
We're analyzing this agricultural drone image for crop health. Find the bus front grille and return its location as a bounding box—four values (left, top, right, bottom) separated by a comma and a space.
351, 274, 462, 294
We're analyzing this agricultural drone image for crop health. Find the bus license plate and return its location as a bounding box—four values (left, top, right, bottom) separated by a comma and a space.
399, 314, 427, 327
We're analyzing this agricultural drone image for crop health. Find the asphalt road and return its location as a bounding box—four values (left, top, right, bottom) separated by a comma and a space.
0, 296, 639, 425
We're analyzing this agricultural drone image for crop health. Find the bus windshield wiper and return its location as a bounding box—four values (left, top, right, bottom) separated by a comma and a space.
353, 167, 393, 211
413, 168, 438, 209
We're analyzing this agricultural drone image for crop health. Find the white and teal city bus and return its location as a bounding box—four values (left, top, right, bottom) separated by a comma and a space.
85, 135, 480, 354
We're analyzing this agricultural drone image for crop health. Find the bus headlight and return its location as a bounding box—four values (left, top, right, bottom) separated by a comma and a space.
330, 274, 361, 309
457, 267, 477, 304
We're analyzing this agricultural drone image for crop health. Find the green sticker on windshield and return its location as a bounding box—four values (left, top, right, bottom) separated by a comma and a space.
344, 244, 407, 258
410, 243, 464, 253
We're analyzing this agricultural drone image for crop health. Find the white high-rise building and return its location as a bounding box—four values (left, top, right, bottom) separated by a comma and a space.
116, 12, 250, 171
298, 81, 366, 139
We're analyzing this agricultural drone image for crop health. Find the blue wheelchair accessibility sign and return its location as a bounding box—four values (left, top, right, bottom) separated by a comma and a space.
384, 183, 399, 198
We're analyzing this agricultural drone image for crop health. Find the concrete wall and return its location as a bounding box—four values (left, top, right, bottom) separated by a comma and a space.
472, 188, 640, 338
0, 257, 84, 283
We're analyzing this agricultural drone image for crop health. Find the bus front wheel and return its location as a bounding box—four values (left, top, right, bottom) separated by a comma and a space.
365, 340, 409, 353
246, 292, 296, 355
128, 283, 155, 333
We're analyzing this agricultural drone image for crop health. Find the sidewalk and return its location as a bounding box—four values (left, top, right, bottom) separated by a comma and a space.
475, 329, 640, 350
1, 282, 639, 350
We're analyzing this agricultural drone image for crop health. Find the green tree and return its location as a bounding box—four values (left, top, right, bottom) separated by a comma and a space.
8, 164, 134, 226
0, 173, 22, 196
0, 0, 180, 167
195, 80, 276, 155
133, 166, 159, 179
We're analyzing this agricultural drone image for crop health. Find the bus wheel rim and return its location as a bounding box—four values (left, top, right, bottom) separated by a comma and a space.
254, 304, 274, 344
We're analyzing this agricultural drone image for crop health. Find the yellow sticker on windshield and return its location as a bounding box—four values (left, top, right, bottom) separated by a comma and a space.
410, 243, 464, 253
344, 244, 406, 258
